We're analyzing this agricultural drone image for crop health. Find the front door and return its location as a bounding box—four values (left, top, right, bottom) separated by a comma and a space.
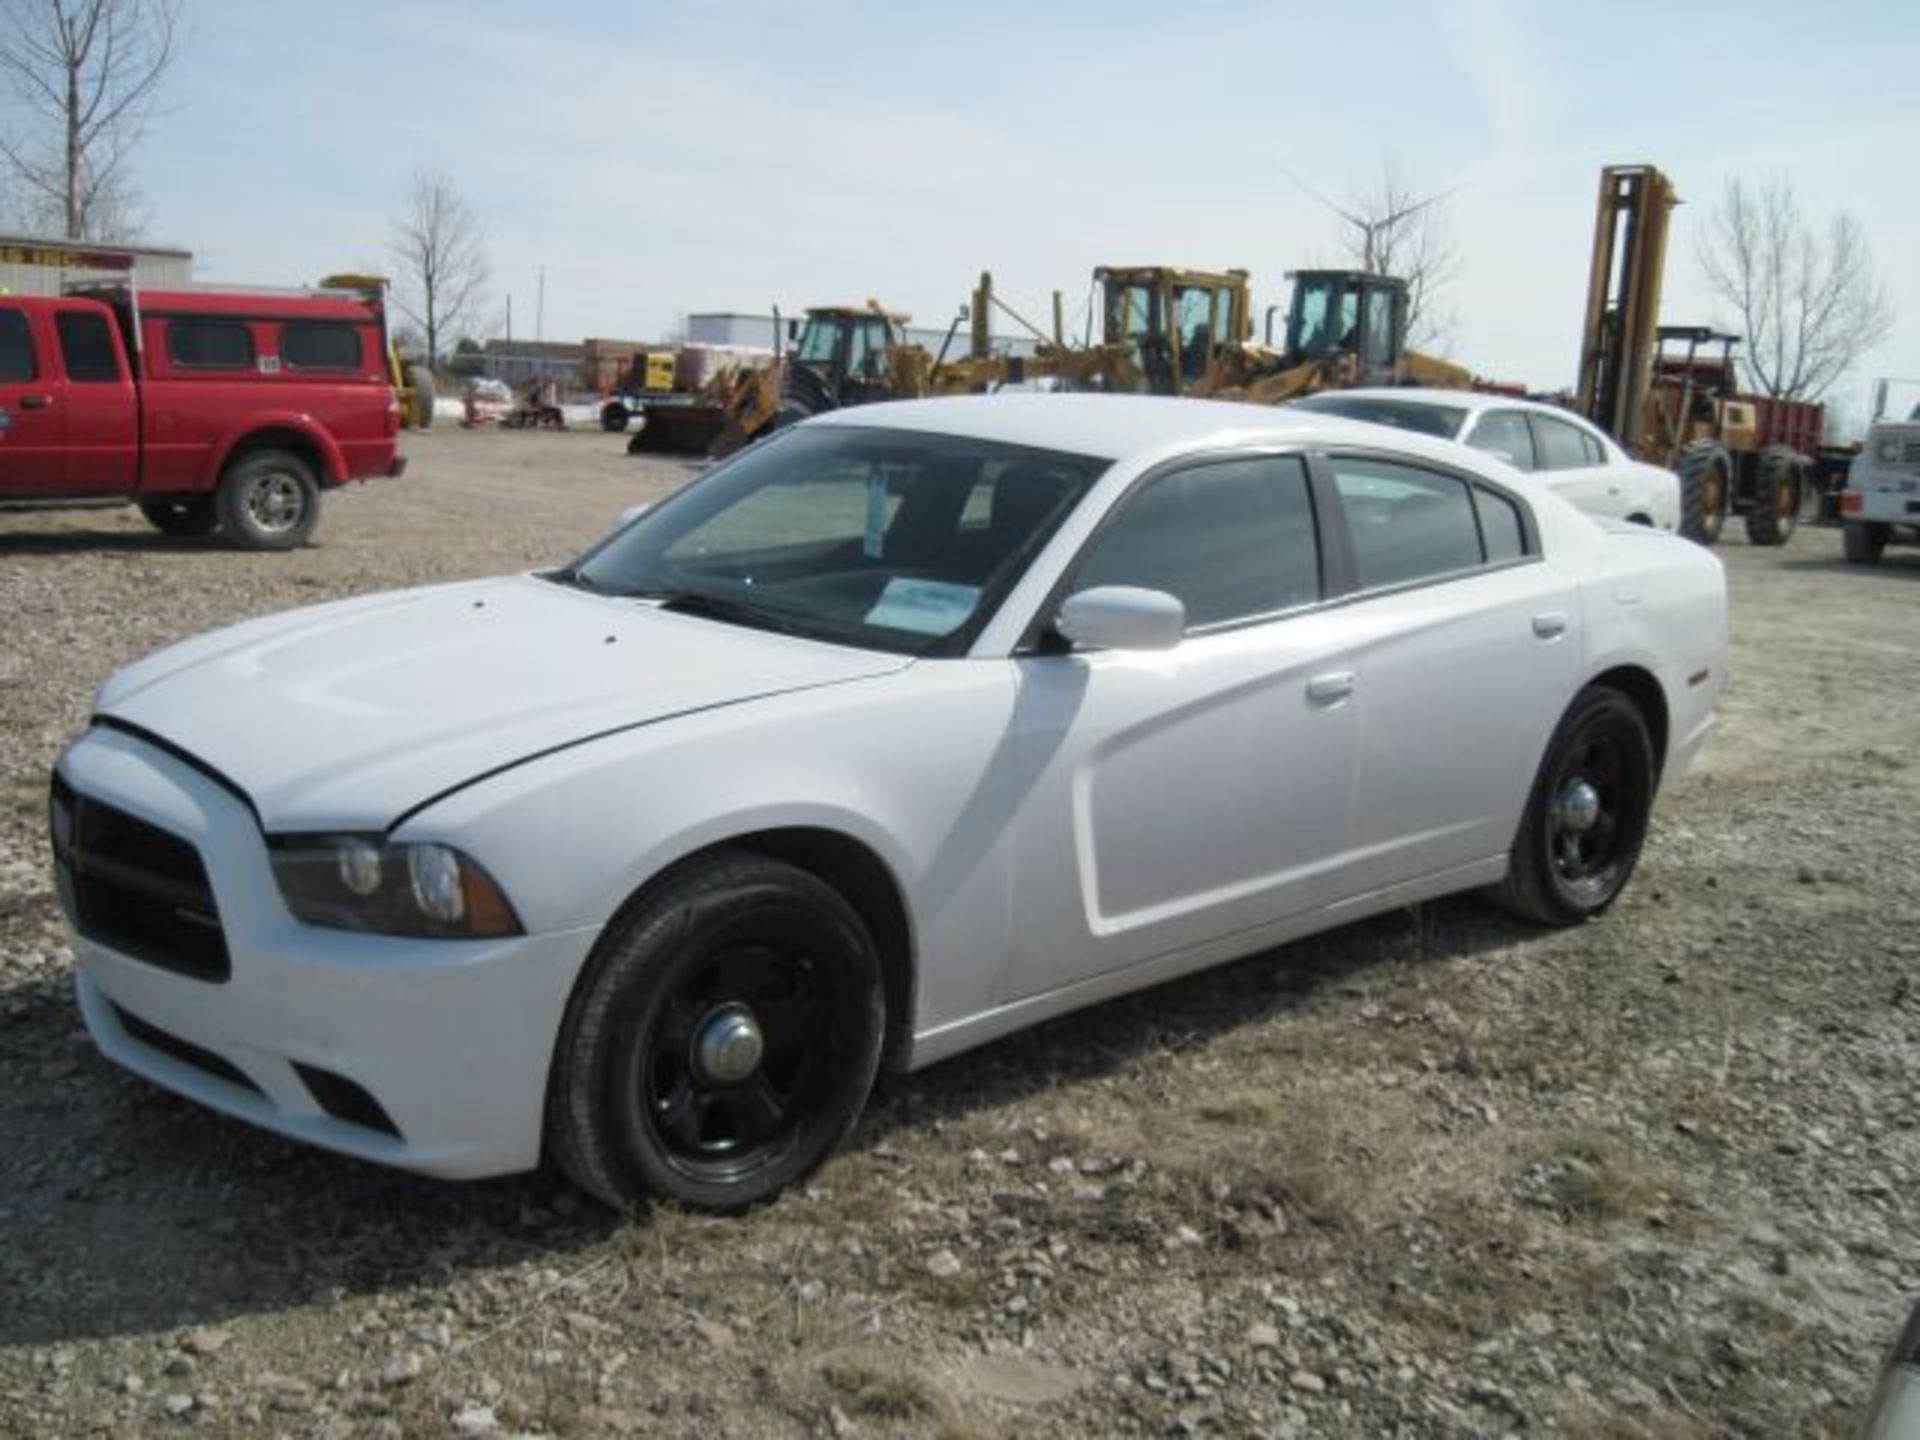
0, 304, 66, 494
1002, 453, 1362, 1000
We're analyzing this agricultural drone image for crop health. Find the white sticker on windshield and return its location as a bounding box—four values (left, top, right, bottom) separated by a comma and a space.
863, 472, 889, 559
863, 578, 980, 635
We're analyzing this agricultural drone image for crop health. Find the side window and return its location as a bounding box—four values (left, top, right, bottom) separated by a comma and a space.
55, 312, 122, 383
1070, 456, 1320, 631
166, 318, 254, 370
1531, 413, 1594, 471
1361, 286, 1395, 370
1332, 457, 1484, 589
1473, 486, 1527, 563
281, 322, 362, 371
0, 309, 36, 381
1578, 429, 1607, 465
1465, 409, 1536, 470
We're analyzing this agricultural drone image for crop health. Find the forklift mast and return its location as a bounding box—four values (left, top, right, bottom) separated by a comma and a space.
1575, 165, 1678, 450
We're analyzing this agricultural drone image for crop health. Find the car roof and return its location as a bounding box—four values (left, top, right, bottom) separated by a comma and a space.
805, 392, 1459, 464
1304, 387, 1571, 419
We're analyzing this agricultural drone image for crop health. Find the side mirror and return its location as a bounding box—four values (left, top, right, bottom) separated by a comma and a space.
611, 501, 651, 533
1054, 586, 1185, 651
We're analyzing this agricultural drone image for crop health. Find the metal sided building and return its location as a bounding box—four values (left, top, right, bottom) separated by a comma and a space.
0, 235, 193, 297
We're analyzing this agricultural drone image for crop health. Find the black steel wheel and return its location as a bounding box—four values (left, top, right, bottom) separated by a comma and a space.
1744, 446, 1803, 547
138, 495, 218, 537
1494, 686, 1655, 926
547, 853, 885, 1212
214, 449, 320, 550
1673, 442, 1730, 547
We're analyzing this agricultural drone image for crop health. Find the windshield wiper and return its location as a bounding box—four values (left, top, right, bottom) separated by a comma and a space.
637, 589, 808, 637
543, 564, 610, 593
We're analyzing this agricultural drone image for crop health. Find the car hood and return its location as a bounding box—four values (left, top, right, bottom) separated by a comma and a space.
94, 574, 911, 830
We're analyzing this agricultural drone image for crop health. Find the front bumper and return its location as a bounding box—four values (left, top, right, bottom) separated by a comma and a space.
57, 725, 596, 1180
1844, 484, 1920, 525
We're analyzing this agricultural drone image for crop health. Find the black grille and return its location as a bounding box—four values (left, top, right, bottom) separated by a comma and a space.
52, 773, 230, 982
114, 1004, 261, 1094
294, 1063, 403, 1139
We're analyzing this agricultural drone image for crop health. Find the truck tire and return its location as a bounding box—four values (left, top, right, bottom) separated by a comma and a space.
1842, 521, 1888, 566
406, 364, 436, 430
601, 402, 631, 433
216, 450, 320, 551
138, 496, 218, 538
1744, 446, 1803, 547
1674, 442, 1731, 546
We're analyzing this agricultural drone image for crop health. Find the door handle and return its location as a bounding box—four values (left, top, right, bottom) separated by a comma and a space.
18, 394, 52, 409
1306, 671, 1356, 703
1532, 612, 1569, 639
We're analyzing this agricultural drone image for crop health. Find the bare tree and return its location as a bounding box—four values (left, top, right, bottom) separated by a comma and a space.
1697, 175, 1894, 402
388, 168, 490, 366
0, 0, 181, 240
1286, 155, 1464, 352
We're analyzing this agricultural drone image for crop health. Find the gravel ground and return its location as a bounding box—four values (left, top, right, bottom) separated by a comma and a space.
1, 427, 1915, 1439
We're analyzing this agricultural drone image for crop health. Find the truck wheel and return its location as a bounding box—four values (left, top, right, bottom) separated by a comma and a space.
1743, 446, 1803, 547
216, 450, 320, 551
601, 402, 631, 433
138, 496, 218, 538
1842, 521, 1888, 565
1673, 443, 1731, 546
406, 364, 437, 430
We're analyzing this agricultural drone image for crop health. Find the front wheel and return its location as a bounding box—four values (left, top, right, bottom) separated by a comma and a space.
138, 495, 218, 537
546, 854, 885, 1212
600, 402, 630, 433
1744, 446, 1803, 547
1843, 520, 1889, 565
1493, 686, 1655, 927
215, 450, 320, 550
1674, 443, 1731, 546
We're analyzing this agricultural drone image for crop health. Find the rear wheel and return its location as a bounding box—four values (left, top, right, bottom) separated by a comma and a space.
215, 450, 320, 551
601, 402, 631, 433
138, 495, 218, 537
546, 854, 885, 1212
1843, 520, 1889, 565
1674, 443, 1730, 546
1494, 686, 1655, 927
1743, 446, 1803, 546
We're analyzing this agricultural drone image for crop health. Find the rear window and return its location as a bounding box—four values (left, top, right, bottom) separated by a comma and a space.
167, 318, 254, 370
281, 322, 362, 371
1290, 394, 1465, 440
1531, 413, 1596, 471
0, 309, 36, 381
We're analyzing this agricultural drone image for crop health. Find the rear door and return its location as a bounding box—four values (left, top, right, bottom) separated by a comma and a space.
50, 302, 137, 492
1529, 411, 1628, 519
0, 302, 67, 493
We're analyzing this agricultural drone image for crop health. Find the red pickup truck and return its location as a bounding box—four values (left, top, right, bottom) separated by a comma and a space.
0, 285, 405, 549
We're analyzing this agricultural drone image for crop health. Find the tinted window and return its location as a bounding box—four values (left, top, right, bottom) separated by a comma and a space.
1474, 486, 1526, 563
1332, 458, 1484, 589
1465, 409, 1536, 469
281, 322, 362, 371
1291, 394, 1464, 440
1071, 456, 1320, 630
56, 311, 122, 383
1531, 413, 1594, 470
0, 309, 36, 381
167, 319, 254, 369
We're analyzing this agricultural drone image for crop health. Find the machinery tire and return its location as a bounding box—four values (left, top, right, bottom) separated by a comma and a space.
1492, 685, 1655, 928
406, 364, 436, 430
601, 402, 631, 433
138, 495, 218, 537
1842, 521, 1888, 566
1743, 446, 1803, 547
545, 853, 885, 1213
1674, 442, 1731, 547
215, 449, 320, 551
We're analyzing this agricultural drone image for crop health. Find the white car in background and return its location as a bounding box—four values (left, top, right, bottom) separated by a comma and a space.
1291, 388, 1684, 536
53, 395, 1725, 1212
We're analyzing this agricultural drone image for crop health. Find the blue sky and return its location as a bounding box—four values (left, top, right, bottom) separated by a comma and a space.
112, 0, 1920, 415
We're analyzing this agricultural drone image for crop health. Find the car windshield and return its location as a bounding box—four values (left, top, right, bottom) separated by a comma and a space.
1290, 395, 1467, 440
558, 425, 1108, 656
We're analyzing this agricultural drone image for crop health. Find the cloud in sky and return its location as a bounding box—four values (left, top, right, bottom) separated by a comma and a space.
127, 0, 1917, 401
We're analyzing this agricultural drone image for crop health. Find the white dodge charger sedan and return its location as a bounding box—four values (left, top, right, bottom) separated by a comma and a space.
52, 395, 1726, 1211
1289, 388, 1686, 538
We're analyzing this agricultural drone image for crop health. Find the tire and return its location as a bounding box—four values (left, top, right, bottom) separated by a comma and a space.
1743, 446, 1803, 547
1843, 520, 1888, 566
1493, 686, 1655, 927
601, 402, 630, 433
138, 495, 218, 537
406, 364, 436, 430
214, 449, 320, 551
546, 853, 886, 1213
1673, 443, 1731, 546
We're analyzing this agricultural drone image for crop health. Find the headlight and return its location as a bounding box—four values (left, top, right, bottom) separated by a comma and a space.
1877, 436, 1902, 464
269, 836, 522, 938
